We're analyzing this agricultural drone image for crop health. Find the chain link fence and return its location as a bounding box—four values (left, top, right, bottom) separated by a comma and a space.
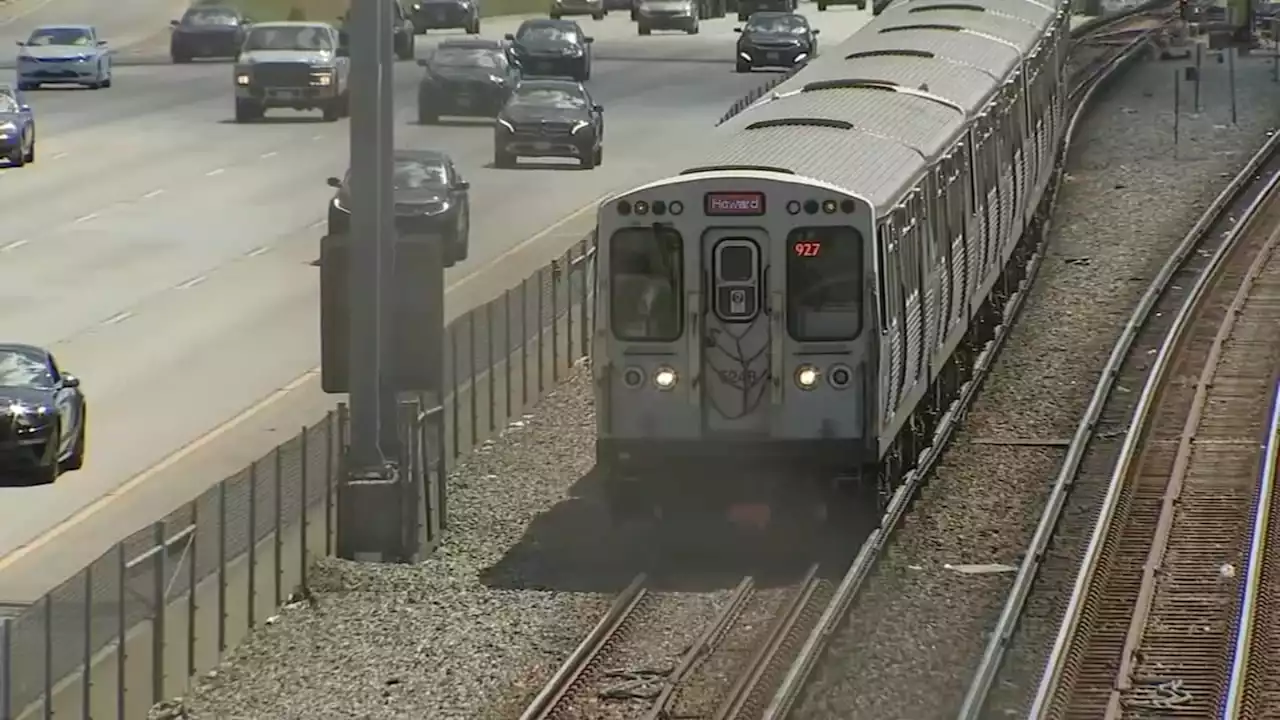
0, 231, 598, 720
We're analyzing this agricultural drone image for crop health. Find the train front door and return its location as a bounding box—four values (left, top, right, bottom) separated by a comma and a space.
700, 228, 771, 436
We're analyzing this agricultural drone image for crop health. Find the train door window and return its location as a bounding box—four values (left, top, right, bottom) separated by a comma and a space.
609, 226, 683, 342
875, 221, 889, 331
712, 238, 761, 323
787, 226, 864, 341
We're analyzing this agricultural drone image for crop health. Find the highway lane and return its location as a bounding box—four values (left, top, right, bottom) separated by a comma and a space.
0, 0, 185, 51
0, 9, 874, 600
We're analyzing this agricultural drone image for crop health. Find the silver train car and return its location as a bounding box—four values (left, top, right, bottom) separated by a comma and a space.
593, 0, 1072, 522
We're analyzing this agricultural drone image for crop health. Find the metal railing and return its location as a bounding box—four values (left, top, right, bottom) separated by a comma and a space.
0, 232, 599, 720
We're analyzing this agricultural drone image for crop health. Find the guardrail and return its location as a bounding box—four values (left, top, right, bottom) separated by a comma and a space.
0, 232, 599, 720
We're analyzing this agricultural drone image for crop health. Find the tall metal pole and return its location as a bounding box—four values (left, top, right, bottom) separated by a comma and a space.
348, 0, 400, 471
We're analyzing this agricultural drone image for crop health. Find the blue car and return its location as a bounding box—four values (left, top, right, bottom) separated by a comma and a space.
0, 85, 35, 167
15, 24, 113, 90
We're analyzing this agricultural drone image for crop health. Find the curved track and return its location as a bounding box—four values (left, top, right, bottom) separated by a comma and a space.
0, 8, 873, 601
1022, 131, 1280, 720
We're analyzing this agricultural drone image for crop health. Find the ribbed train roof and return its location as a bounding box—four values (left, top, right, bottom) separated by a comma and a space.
689, 0, 1065, 213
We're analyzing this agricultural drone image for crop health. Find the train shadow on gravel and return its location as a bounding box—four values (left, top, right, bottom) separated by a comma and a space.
479, 465, 874, 594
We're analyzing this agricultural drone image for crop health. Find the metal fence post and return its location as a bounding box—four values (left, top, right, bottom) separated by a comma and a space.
504, 289, 513, 420
1, 616, 11, 720
566, 254, 575, 363
188, 500, 198, 681
580, 240, 591, 360
487, 301, 496, 434
324, 412, 334, 556
273, 446, 283, 608
450, 324, 460, 460
247, 461, 258, 629
537, 268, 546, 394
217, 481, 227, 657
116, 545, 125, 720
41, 594, 51, 720
521, 278, 530, 407
151, 521, 166, 706
552, 259, 561, 382
468, 312, 477, 448
300, 425, 309, 590
83, 565, 92, 718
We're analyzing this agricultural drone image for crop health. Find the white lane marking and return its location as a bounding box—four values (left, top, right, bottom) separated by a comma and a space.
142, 189, 165, 200
73, 212, 98, 224
260, 151, 278, 159
206, 168, 225, 177
1, 239, 29, 252
176, 276, 207, 290
101, 311, 132, 326
308, 219, 325, 229
245, 246, 270, 257
311, 134, 322, 141
51, 152, 68, 160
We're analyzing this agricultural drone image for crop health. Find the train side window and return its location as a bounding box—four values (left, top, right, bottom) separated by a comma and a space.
786, 226, 864, 342
609, 226, 683, 342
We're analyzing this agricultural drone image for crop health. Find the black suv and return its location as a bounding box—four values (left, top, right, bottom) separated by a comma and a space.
418, 39, 519, 124
410, 0, 482, 34
339, 0, 417, 60
505, 19, 593, 81
327, 150, 472, 266
734, 12, 817, 72
169, 5, 250, 62
494, 78, 603, 170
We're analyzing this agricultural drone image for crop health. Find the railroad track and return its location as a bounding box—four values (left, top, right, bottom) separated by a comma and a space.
519, 565, 833, 720
720, 8, 1173, 720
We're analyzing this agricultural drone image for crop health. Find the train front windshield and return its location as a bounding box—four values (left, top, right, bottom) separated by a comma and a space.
786, 226, 863, 341
609, 227, 683, 342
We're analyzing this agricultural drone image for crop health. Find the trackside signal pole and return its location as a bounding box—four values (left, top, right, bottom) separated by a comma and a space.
339, 0, 404, 562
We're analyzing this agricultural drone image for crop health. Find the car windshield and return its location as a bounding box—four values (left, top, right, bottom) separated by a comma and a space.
182, 8, 239, 25
243, 26, 332, 51
518, 24, 576, 43
0, 96, 18, 113
513, 86, 587, 109
0, 350, 54, 390
432, 48, 502, 68
746, 15, 807, 32
393, 160, 447, 188
26, 27, 92, 46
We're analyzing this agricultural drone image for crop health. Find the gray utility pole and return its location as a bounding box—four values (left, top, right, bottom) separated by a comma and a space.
339, 0, 405, 562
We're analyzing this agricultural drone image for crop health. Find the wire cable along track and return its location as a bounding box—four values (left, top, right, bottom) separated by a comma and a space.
521, 566, 832, 720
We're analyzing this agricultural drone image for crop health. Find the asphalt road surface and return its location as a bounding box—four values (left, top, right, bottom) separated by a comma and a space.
0, 7, 872, 601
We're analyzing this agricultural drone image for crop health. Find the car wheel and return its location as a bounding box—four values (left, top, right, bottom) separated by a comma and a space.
35, 422, 60, 484
594, 145, 603, 166
172, 53, 191, 63
235, 99, 262, 123
23, 131, 35, 164
16, 82, 37, 91
687, 19, 699, 34
638, 23, 651, 34
735, 59, 751, 73
493, 148, 516, 168
61, 409, 86, 472
630, 7, 639, 19
592, 11, 604, 19
738, 11, 748, 20
580, 145, 597, 170
322, 99, 342, 122
7, 145, 24, 167
419, 105, 438, 124
397, 37, 414, 60
468, 18, 481, 33
856, 0, 866, 7
101, 73, 111, 88
550, 11, 562, 18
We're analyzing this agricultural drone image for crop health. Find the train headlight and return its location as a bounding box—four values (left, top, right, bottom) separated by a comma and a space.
828, 364, 853, 390
795, 365, 819, 390
622, 366, 645, 389
653, 366, 677, 390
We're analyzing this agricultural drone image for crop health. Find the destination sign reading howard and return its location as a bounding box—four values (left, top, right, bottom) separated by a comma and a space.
705, 192, 766, 216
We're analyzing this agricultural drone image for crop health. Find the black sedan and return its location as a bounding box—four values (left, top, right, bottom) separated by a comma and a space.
409, 0, 481, 34
327, 150, 472, 266
734, 12, 818, 72
169, 5, 251, 62
0, 344, 86, 486
504, 19, 593, 82
494, 78, 603, 169
418, 39, 519, 123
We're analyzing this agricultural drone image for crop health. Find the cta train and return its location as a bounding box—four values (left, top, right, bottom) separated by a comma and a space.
593, 0, 1073, 524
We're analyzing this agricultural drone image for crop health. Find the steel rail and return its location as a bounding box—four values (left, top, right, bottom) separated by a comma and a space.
1023, 139, 1280, 720
642, 576, 757, 720
1220, 380, 1280, 719
756, 15, 1160, 720
713, 564, 822, 720
519, 574, 648, 720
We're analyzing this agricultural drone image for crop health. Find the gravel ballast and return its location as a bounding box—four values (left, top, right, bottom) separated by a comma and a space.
166, 362, 613, 720
790, 53, 1280, 720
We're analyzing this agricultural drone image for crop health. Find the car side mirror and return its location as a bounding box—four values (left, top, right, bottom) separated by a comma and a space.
504, 32, 515, 40
592, 104, 603, 112
97, 39, 108, 46
733, 27, 742, 32
170, 19, 180, 26
455, 179, 470, 190
812, 28, 820, 34
584, 36, 594, 43
62, 375, 80, 389
326, 176, 342, 188
14, 41, 24, 46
